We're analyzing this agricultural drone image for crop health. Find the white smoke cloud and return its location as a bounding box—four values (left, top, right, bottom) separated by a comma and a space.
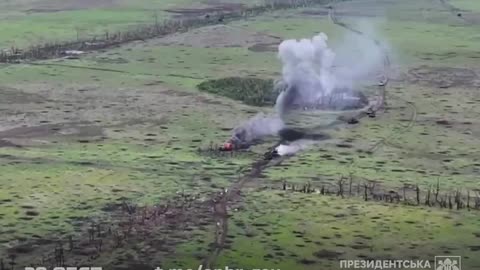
231, 25, 387, 148
275, 139, 316, 156
276, 26, 385, 109
332, 20, 388, 88
230, 113, 284, 145
277, 33, 336, 103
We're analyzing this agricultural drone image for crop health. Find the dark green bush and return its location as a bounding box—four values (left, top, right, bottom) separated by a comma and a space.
197, 77, 279, 106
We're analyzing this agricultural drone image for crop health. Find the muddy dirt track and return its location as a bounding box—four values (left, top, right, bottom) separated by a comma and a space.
200, 3, 402, 267
4, 1, 480, 269
0, 2, 411, 268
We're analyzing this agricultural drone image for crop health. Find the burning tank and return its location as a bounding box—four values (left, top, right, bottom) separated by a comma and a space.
219, 80, 373, 151
220, 32, 383, 152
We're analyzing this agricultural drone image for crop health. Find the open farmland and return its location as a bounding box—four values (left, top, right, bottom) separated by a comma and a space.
0, 0, 268, 48
0, 0, 480, 269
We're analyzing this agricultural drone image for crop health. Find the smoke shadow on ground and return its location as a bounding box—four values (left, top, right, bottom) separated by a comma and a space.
278, 128, 331, 143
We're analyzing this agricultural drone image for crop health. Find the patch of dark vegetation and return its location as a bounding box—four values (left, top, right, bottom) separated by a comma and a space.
0, 139, 28, 149
469, 246, 480, 251
336, 143, 353, 148
9, 243, 35, 254
25, 210, 40, 216
436, 119, 451, 125
197, 77, 277, 106
351, 242, 371, 249
298, 258, 317, 265
313, 249, 343, 259
248, 42, 279, 52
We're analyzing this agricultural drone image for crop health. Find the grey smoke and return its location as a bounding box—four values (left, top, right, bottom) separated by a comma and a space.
276, 32, 336, 110
230, 113, 284, 145
231, 26, 386, 146
332, 20, 387, 88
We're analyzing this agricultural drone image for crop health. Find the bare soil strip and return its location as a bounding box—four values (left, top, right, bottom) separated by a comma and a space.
27, 63, 130, 74
202, 151, 289, 268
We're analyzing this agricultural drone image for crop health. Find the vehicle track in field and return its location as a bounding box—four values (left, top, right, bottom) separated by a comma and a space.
205, 3, 479, 266
203, 2, 416, 267
329, 2, 418, 175
202, 152, 288, 268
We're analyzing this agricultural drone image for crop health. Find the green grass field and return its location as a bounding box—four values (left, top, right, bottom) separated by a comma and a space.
0, 0, 265, 49
1, 0, 480, 269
